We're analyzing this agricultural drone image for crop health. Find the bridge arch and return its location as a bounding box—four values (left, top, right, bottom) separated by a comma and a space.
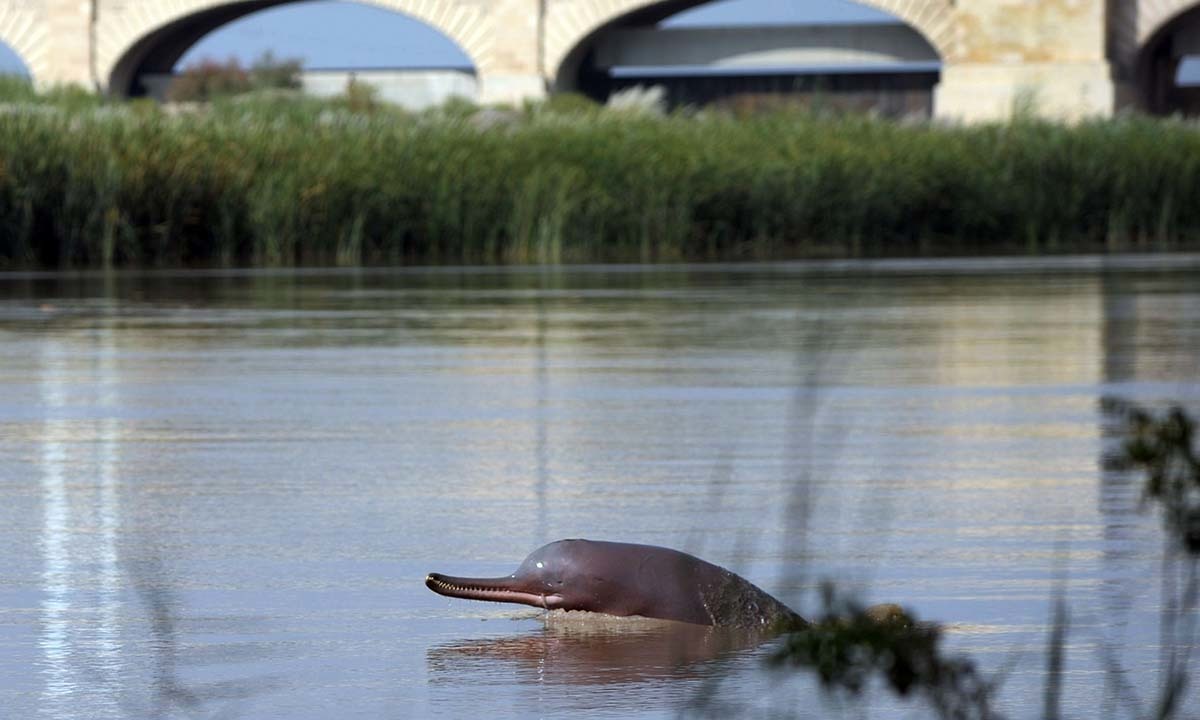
1131, 0, 1200, 113
101, 0, 492, 96
545, 0, 957, 92
0, 4, 47, 84
1138, 0, 1200, 47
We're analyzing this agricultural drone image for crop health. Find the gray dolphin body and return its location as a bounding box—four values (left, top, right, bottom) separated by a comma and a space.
425, 539, 808, 631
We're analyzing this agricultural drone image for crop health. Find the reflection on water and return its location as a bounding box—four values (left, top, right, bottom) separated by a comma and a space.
38, 319, 123, 720
1, 256, 1199, 719
426, 616, 794, 720
428, 614, 765, 687
534, 296, 549, 546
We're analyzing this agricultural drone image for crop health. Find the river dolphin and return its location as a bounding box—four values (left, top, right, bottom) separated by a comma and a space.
426, 539, 809, 631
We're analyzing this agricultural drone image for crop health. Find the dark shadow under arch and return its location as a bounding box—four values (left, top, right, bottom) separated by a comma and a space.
111, 1, 278, 96
555, 0, 719, 94
1136, 4, 1200, 115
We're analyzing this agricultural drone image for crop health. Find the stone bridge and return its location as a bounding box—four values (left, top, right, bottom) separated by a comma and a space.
1, 0, 1199, 120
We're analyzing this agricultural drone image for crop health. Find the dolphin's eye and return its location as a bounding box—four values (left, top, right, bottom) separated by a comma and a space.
535, 562, 544, 569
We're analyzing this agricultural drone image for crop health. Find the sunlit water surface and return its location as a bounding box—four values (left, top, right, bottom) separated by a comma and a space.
1, 256, 1199, 719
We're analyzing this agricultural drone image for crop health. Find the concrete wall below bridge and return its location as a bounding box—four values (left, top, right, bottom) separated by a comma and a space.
144, 63, 938, 117
141, 68, 479, 110
301, 69, 477, 110
602, 67, 939, 118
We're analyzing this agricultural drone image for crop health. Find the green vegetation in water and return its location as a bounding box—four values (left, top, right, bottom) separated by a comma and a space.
3, 86, 1200, 268
1106, 400, 1200, 555
762, 582, 998, 720
757, 400, 1200, 720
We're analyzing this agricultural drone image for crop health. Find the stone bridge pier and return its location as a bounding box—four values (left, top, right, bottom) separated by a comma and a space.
933, 0, 1116, 122
2, 0, 1200, 121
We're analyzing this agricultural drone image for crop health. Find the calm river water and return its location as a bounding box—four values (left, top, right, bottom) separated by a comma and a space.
1, 256, 1199, 719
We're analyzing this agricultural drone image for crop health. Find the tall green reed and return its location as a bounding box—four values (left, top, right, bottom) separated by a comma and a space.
2, 95, 1200, 269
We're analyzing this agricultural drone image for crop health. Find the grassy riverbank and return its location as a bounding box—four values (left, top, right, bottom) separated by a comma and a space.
2, 88, 1200, 268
